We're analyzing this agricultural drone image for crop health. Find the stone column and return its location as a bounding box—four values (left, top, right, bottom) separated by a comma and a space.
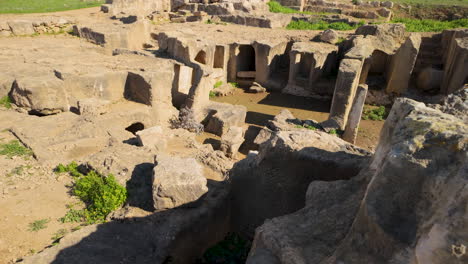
323, 58, 363, 130
343, 84, 368, 144
385, 33, 421, 94
441, 37, 468, 94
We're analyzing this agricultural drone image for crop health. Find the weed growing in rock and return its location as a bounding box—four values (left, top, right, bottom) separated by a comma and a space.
51, 228, 68, 244
57, 163, 127, 224
296, 124, 318, 130
198, 233, 251, 264
228, 82, 239, 88
0, 96, 12, 109
362, 106, 388, 121
209, 91, 217, 98
0, 140, 33, 159
329, 129, 344, 136
287, 20, 364, 31
29, 219, 49, 232
213, 80, 223, 89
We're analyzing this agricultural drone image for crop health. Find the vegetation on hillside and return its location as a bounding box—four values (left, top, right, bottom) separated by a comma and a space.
0, 96, 12, 109
362, 106, 388, 121
56, 162, 127, 224
392, 18, 468, 32
389, 0, 468, 7
0, 0, 104, 14
287, 20, 364, 31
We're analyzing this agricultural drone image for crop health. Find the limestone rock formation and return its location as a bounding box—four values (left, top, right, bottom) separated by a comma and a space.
205, 102, 247, 136
153, 155, 208, 210
230, 110, 371, 237
247, 98, 468, 264
320, 29, 339, 44
220, 126, 244, 158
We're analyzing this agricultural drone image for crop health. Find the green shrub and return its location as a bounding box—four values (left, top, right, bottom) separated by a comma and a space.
328, 129, 344, 136
29, 219, 49, 232
392, 18, 468, 32
209, 91, 217, 98
287, 20, 364, 31
58, 163, 127, 224
362, 106, 388, 121
55, 161, 83, 178
0, 96, 12, 109
0, 140, 33, 158
268, 1, 302, 14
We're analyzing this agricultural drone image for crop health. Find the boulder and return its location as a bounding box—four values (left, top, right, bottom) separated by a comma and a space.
320, 29, 339, 44
205, 102, 247, 136
153, 155, 208, 210
417, 67, 444, 91
136, 126, 167, 151
7, 20, 35, 35
10, 73, 69, 115
377, 7, 392, 19
220, 126, 244, 158
0, 73, 14, 98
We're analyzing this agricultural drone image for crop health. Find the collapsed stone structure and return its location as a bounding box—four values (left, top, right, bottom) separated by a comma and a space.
1, 1, 467, 263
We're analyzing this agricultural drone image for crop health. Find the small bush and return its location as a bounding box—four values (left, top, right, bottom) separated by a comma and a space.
0, 140, 33, 159
209, 91, 217, 98
329, 129, 344, 136
228, 82, 239, 88
29, 219, 49, 232
287, 20, 364, 31
55, 161, 83, 177
0, 96, 12, 109
170, 106, 204, 134
58, 163, 127, 224
392, 18, 468, 32
362, 106, 387, 121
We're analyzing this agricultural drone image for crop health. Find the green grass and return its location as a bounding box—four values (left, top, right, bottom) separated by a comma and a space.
209, 91, 217, 98
228, 82, 239, 88
0, 140, 33, 159
0, 96, 12, 109
0, 0, 104, 14
389, 0, 468, 7
392, 18, 468, 32
268, 1, 331, 15
295, 124, 318, 130
287, 20, 364, 31
57, 163, 127, 224
362, 106, 388, 121
29, 219, 49, 232
51, 228, 68, 243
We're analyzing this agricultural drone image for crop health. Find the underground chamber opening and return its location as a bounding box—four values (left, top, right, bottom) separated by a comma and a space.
236, 45, 256, 86
213, 46, 225, 69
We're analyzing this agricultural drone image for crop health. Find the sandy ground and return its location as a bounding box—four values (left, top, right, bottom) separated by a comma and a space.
0, 110, 82, 264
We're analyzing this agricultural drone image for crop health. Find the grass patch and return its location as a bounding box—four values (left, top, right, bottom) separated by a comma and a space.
362, 106, 388, 121
213, 81, 223, 89
287, 20, 364, 31
328, 129, 344, 136
0, 140, 33, 159
0, 96, 12, 109
389, 0, 468, 7
57, 162, 127, 224
29, 219, 49, 232
51, 228, 68, 244
295, 124, 318, 130
228, 82, 239, 88
267, 1, 331, 15
0, 0, 105, 14
392, 18, 468, 32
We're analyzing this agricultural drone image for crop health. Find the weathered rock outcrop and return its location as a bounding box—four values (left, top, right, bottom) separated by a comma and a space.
152, 155, 208, 210
247, 98, 468, 264
230, 111, 371, 237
